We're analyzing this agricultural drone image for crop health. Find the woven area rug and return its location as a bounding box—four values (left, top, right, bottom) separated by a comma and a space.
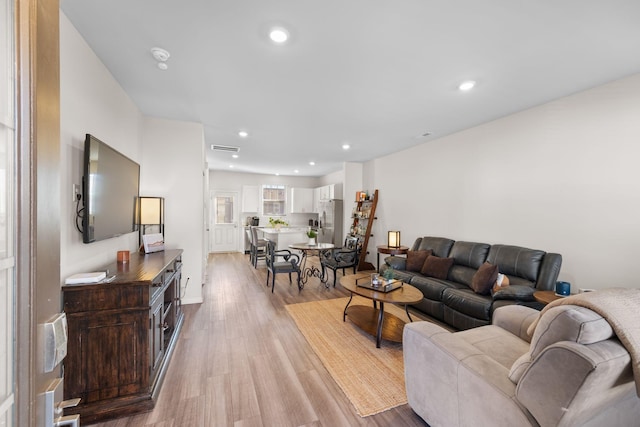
285, 296, 410, 417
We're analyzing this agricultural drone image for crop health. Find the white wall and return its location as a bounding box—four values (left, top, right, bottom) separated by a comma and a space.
141, 117, 205, 304
364, 73, 640, 292
60, 13, 142, 280
60, 14, 205, 304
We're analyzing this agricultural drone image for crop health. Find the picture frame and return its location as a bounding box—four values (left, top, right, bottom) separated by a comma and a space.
142, 233, 165, 253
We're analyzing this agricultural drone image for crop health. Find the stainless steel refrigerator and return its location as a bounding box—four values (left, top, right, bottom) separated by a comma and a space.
318, 199, 343, 245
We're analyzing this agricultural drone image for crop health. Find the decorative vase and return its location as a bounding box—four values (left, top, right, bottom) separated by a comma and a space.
308, 237, 316, 245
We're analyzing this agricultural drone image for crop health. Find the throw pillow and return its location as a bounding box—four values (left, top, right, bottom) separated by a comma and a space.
420, 255, 454, 280
471, 262, 499, 295
406, 250, 432, 272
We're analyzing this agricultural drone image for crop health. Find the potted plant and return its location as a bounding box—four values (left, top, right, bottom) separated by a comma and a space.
306, 229, 317, 245
268, 217, 288, 230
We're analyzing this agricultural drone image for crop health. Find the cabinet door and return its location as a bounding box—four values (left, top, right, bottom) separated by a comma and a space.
241, 185, 260, 212
65, 311, 149, 403
150, 296, 164, 379
290, 188, 313, 213
313, 187, 322, 213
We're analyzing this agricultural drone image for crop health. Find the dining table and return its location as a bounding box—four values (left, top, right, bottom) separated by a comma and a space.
288, 242, 335, 288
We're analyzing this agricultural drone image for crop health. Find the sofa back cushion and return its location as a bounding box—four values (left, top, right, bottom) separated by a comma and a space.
415, 237, 455, 258
486, 244, 545, 283
449, 241, 490, 269
509, 305, 614, 383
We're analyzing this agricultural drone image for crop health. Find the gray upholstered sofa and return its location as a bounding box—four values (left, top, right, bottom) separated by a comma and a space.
403, 302, 640, 426
380, 236, 562, 330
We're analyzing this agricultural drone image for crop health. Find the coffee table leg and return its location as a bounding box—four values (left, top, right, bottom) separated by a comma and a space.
405, 304, 413, 322
343, 293, 353, 322
376, 302, 385, 348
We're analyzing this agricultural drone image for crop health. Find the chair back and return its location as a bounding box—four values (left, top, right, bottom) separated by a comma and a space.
250, 226, 260, 246
344, 236, 359, 251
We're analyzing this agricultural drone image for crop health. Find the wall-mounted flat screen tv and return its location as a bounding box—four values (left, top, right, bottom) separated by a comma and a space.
82, 134, 140, 243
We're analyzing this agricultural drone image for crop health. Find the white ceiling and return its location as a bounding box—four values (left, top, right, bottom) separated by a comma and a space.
60, 0, 640, 177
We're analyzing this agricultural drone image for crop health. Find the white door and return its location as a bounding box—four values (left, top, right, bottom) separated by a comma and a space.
210, 191, 239, 252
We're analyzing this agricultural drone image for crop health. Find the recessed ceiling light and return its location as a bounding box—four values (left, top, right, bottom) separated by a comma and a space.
458, 80, 476, 91
342, 144, 351, 150
293, 169, 299, 174
229, 165, 234, 168
232, 154, 239, 159
238, 130, 249, 138
309, 161, 315, 166
269, 27, 289, 44
275, 173, 280, 176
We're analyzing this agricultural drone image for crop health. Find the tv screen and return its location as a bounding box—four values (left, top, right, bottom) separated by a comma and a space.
82, 134, 140, 243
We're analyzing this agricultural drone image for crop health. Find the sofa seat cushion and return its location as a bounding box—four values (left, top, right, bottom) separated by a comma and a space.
456, 325, 531, 369
390, 267, 418, 284
442, 287, 493, 321
410, 275, 465, 301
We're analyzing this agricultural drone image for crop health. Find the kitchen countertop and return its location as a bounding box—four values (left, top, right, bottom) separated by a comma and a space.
260, 227, 308, 234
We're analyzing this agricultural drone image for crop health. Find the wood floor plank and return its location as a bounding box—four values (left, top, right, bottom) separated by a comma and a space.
86, 252, 429, 427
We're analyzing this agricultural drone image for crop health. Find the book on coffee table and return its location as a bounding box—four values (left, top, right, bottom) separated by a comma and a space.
356, 277, 403, 292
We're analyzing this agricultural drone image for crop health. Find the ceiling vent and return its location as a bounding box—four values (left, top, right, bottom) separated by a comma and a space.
211, 145, 240, 153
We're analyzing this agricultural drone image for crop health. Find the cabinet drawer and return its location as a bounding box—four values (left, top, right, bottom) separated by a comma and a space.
64, 286, 146, 313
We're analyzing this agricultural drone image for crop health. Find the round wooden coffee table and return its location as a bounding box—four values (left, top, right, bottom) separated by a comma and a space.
339, 271, 423, 348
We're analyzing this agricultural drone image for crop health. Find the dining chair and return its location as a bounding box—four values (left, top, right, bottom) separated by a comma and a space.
250, 226, 267, 268
320, 236, 360, 287
265, 240, 301, 292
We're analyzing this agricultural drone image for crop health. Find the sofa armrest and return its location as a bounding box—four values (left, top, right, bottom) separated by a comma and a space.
492, 285, 536, 301
385, 256, 406, 270
492, 305, 539, 342
536, 252, 562, 291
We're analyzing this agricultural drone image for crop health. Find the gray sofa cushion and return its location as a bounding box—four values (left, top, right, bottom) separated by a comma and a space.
415, 236, 455, 258
449, 241, 490, 269
410, 275, 463, 301
442, 287, 493, 321
486, 244, 545, 283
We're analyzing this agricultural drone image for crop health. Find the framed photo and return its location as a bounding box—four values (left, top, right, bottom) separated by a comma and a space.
142, 233, 165, 253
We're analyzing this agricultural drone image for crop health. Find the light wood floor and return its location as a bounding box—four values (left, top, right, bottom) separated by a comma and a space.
89, 252, 430, 427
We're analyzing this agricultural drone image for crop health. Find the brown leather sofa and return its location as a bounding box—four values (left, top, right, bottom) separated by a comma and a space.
380, 236, 562, 330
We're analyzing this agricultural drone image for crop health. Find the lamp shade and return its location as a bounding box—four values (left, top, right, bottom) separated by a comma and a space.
388, 231, 401, 248
139, 197, 164, 225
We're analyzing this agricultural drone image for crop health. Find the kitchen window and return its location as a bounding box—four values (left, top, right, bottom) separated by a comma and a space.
262, 184, 286, 216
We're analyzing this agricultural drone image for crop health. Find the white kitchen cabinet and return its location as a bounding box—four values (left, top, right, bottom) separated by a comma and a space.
313, 187, 322, 213
241, 185, 260, 212
316, 183, 343, 202
290, 187, 314, 213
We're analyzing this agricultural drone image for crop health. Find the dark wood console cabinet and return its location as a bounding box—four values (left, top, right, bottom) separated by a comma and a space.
62, 249, 184, 423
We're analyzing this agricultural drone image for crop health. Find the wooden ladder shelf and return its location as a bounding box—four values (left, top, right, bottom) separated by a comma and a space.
351, 189, 378, 271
